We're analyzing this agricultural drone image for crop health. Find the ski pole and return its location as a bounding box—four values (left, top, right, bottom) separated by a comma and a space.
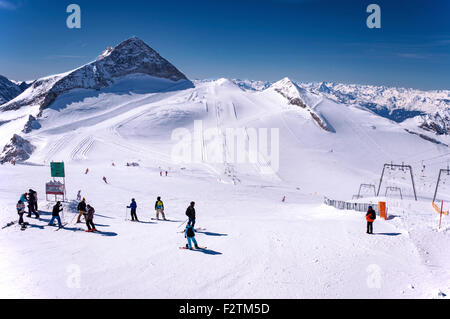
125, 207, 128, 221
177, 218, 188, 229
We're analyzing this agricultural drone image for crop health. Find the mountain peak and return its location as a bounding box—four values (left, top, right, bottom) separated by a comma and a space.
2, 38, 192, 112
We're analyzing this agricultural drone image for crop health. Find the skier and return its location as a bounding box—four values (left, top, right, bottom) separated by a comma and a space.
282, 195, 286, 202
27, 189, 39, 219
29, 189, 38, 212
165, 171, 168, 177
366, 206, 376, 234
127, 198, 139, 222
85, 168, 89, 174
102, 176, 108, 184
19, 192, 28, 204
85, 204, 97, 232
76, 198, 87, 223
16, 200, 26, 225
185, 201, 196, 228
184, 224, 200, 250
49, 201, 63, 228
76, 190, 81, 201
155, 196, 166, 220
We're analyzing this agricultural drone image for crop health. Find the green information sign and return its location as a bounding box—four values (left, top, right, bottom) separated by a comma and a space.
50, 162, 65, 177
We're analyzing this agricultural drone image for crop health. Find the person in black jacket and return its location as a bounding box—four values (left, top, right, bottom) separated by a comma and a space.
85, 204, 97, 232
49, 201, 63, 228
127, 198, 139, 222
76, 198, 87, 223
366, 206, 376, 234
27, 189, 39, 219
185, 201, 196, 228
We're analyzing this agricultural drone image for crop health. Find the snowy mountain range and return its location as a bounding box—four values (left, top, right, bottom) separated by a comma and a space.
0, 75, 30, 105
1, 36, 449, 164
1, 37, 192, 113
233, 79, 450, 135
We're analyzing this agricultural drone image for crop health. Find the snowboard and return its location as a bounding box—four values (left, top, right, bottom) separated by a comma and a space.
1, 221, 16, 229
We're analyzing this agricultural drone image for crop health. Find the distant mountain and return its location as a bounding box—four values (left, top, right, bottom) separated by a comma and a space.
1, 36, 193, 113
299, 82, 450, 134
232, 79, 450, 135
231, 79, 272, 92
0, 75, 25, 105
268, 77, 332, 132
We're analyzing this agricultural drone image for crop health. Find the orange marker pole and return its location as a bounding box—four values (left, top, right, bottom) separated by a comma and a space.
439, 200, 443, 230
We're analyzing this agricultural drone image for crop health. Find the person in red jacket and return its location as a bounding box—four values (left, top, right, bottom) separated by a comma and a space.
366, 206, 376, 234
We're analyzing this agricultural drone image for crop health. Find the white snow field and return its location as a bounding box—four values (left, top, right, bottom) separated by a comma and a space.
1, 75, 450, 299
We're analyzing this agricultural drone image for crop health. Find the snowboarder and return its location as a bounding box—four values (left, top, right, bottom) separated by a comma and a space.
85, 204, 97, 232
155, 196, 166, 220
76, 198, 87, 223
127, 198, 139, 222
26, 189, 39, 219
49, 201, 63, 228
102, 176, 108, 184
185, 201, 196, 228
184, 224, 200, 250
76, 190, 81, 201
16, 200, 26, 225
366, 206, 376, 234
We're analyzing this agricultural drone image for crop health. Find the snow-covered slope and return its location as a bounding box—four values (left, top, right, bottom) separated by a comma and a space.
2, 40, 450, 299
1, 75, 450, 298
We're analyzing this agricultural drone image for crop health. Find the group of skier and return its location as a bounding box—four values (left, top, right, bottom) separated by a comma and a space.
124, 197, 200, 249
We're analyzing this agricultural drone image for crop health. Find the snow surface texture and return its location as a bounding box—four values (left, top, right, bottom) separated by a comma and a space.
1, 38, 450, 298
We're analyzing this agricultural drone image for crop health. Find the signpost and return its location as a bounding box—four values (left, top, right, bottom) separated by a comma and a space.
47, 162, 66, 201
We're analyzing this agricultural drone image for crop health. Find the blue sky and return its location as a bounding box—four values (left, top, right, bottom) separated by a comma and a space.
1, 0, 449, 90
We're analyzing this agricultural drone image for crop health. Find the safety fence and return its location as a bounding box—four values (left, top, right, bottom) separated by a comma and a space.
324, 196, 379, 214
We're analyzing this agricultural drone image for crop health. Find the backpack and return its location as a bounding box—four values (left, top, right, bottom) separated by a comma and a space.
186, 226, 195, 237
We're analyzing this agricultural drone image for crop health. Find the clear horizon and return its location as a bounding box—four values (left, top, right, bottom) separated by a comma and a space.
1, 0, 449, 90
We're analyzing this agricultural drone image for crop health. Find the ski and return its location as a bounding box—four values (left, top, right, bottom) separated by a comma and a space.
20, 222, 29, 231
151, 218, 172, 221
1, 221, 16, 229
55, 223, 68, 231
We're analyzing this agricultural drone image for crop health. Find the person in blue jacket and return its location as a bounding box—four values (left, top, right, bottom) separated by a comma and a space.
127, 198, 139, 222
184, 224, 200, 250
19, 192, 28, 204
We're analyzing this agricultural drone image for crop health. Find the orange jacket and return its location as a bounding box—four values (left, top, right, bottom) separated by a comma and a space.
366, 209, 376, 222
